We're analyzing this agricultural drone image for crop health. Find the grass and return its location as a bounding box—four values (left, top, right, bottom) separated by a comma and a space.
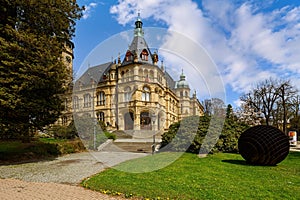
82, 152, 300, 200
38, 137, 68, 143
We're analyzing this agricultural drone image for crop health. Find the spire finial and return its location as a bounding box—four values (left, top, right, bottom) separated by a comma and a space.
180, 69, 186, 80
160, 60, 164, 71
117, 52, 121, 65
134, 12, 144, 36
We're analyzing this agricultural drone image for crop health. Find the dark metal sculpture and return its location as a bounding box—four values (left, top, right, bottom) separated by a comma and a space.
238, 125, 290, 165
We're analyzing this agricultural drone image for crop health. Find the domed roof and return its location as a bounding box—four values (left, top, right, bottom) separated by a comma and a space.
175, 70, 189, 89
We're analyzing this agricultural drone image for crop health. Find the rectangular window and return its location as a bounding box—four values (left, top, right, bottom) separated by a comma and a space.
97, 112, 105, 121
84, 94, 91, 108
73, 96, 79, 109
97, 92, 105, 106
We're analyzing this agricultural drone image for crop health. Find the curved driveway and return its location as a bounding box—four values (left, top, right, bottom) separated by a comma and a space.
0, 151, 148, 199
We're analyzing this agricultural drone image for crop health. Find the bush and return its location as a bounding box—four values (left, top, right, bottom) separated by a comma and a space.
49, 120, 78, 139
214, 119, 249, 153
105, 132, 116, 140
160, 116, 200, 152
160, 115, 249, 154
27, 142, 60, 156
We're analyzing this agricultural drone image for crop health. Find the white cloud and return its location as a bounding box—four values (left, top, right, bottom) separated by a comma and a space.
110, 0, 300, 104
82, 2, 97, 19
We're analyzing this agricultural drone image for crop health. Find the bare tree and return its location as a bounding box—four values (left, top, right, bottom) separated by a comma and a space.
290, 95, 300, 119
203, 99, 212, 116
203, 98, 226, 117
239, 78, 298, 133
277, 80, 298, 134
240, 78, 279, 125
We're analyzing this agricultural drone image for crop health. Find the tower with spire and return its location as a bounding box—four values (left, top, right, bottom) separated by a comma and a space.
175, 70, 192, 118
122, 13, 155, 66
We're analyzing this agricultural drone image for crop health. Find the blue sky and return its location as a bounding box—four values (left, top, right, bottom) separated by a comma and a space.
73, 0, 300, 107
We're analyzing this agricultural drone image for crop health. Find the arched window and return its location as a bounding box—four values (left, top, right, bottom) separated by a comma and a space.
125, 69, 129, 77
138, 69, 143, 77
185, 91, 188, 97
73, 96, 79, 109
83, 93, 92, 108
97, 112, 105, 122
142, 86, 150, 101
97, 91, 105, 106
140, 49, 149, 61
144, 69, 149, 82
124, 87, 131, 102
149, 70, 154, 82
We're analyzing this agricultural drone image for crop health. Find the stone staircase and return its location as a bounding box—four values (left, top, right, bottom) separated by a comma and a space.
99, 130, 163, 153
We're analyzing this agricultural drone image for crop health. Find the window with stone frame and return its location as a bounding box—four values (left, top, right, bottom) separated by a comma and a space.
73, 96, 79, 109
124, 86, 131, 102
83, 93, 92, 108
97, 112, 105, 121
140, 49, 149, 61
62, 116, 68, 126
125, 51, 133, 61
97, 91, 105, 106
142, 86, 150, 101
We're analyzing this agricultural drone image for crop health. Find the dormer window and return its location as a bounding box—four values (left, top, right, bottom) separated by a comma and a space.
125, 51, 133, 62
140, 49, 148, 61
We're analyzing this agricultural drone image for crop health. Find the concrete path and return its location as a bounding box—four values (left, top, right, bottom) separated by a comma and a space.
0, 178, 126, 200
0, 151, 148, 199
290, 144, 300, 152
0, 151, 147, 184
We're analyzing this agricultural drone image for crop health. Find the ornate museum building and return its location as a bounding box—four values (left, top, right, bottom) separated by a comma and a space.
67, 15, 204, 135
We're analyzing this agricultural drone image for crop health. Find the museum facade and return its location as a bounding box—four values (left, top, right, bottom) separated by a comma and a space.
63, 15, 204, 135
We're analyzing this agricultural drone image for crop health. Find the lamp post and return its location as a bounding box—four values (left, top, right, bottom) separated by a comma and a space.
269, 116, 274, 126
151, 112, 157, 155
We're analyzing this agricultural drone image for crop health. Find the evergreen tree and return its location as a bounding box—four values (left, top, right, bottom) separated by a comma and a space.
0, 0, 83, 141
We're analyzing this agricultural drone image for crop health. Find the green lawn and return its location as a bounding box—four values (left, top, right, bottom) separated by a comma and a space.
82, 152, 300, 200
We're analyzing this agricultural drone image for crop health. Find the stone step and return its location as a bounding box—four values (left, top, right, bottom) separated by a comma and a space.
100, 140, 161, 153
112, 130, 163, 140
112, 130, 133, 139
132, 130, 163, 139
113, 142, 153, 153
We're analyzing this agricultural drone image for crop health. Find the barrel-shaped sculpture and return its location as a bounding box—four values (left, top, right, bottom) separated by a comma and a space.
238, 125, 290, 165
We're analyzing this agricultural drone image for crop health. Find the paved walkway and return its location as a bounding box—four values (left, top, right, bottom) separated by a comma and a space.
290, 145, 300, 152
0, 151, 148, 199
0, 179, 125, 200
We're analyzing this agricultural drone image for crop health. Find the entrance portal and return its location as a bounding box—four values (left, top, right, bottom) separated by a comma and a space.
140, 112, 151, 130
124, 112, 134, 130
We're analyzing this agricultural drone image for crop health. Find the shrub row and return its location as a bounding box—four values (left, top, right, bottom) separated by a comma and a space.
160, 115, 249, 154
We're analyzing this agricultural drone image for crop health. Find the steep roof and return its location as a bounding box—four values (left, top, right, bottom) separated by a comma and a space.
122, 14, 154, 66
165, 71, 176, 90
75, 62, 112, 87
